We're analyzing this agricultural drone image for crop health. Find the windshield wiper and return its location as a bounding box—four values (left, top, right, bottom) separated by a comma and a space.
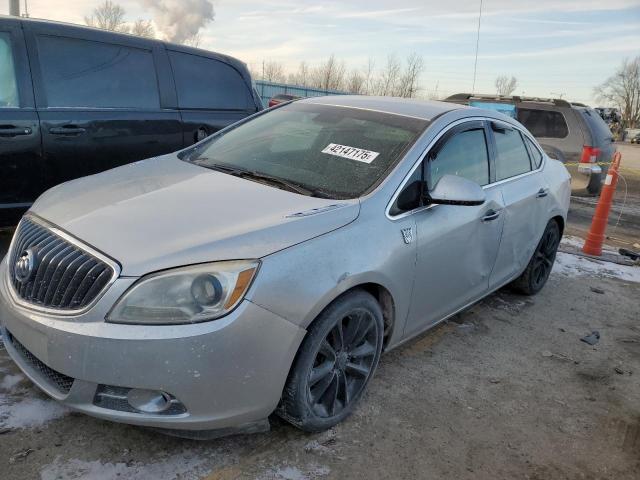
195, 160, 328, 197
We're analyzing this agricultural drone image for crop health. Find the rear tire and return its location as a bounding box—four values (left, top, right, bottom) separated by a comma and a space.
511, 220, 561, 296
277, 290, 383, 432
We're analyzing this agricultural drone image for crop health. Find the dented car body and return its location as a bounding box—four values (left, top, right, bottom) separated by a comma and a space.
0, 96, 570, 436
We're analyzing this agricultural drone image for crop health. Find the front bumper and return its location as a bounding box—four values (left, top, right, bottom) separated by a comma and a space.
0, 258, 305, 432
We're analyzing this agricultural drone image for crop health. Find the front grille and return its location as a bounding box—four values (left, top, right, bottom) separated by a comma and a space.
8, 331, 74, 394
8, 216, 116, 311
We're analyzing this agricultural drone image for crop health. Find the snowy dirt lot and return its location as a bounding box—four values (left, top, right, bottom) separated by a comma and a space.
1, 233, 639, 479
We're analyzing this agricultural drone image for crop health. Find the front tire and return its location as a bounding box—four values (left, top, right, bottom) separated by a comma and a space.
511, 220, 561, 296
277, 290, 383, 432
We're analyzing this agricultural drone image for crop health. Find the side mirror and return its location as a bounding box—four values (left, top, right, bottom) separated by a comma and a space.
427, 174, 486, 206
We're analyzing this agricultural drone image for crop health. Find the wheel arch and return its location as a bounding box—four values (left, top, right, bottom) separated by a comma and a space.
550, 214, 565, 236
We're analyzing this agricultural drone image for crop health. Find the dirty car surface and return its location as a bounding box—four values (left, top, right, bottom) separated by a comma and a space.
0, 96, 570, 437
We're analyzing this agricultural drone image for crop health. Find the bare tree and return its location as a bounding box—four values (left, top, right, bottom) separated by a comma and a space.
131, 19, 155, 38
346, 69, 366, 94
262, 60, 286, 83
288, 61, 310, 86
495, 75, 518, 96
363, 58, 376, 95
396, 53, 424, 98
85, 1, 129, 33
312, 55, 346, 91
594, 56, 640, 129
376, 54, 402, 96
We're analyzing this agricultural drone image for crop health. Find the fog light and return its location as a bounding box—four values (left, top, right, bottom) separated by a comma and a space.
127, 388, 172, 413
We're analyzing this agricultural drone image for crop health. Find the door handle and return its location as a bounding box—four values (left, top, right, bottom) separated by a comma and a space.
482, 209, 501, 222
536, 188, 549, 198
50, 126, 86, 135
0, 126, 32, 137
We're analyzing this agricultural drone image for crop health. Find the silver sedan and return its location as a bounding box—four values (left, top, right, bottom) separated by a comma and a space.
0, 96, 570, 437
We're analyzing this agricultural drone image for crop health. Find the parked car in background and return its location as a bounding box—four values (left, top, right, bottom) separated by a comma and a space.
0, 15, 263, 228
445, 94, 615, 195
630, 132, 640, 144
1, 96, 570, 437
268, 93, 301, 108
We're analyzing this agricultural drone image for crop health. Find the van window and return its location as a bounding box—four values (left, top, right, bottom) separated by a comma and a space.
169, 51, 250, 110
494, 127, 532, 181
430, 128, 490, 187
37, 35, 160, 109
517, 108, 568, 138
0, 32, 19, 108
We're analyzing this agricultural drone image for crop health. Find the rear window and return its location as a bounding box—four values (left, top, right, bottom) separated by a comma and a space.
578, 107, 613, 145
493, 127, 532, 181
169, 51, 251, 110
185, 103, 427, 199
37, 35, 160, 109
0, 32, 19, 108
517, 108, 568, 138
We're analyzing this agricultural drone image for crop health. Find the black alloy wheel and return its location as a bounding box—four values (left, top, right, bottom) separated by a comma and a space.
308, 308, 378, 418
278, 290, 383, 432
511, 220, 561, 295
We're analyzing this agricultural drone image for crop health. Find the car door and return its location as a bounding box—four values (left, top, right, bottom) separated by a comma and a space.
24, 23, 183, 191
167, 49, 260, 145
0, 19, 43, 227
488, 121, 550, 288
401, 121, 505, 337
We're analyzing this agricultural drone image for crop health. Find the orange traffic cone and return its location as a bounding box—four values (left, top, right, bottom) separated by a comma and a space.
582, 152, 622, 256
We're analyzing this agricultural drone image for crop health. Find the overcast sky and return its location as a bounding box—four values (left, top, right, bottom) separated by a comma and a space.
5, 0, 640, 105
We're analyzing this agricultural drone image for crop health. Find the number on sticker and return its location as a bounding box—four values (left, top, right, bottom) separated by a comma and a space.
321, 143, 380, 164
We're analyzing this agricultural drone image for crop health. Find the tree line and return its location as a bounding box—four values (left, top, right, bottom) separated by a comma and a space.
255, 53, 425, 98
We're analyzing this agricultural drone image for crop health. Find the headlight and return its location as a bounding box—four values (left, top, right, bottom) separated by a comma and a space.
106, 260, 259, 325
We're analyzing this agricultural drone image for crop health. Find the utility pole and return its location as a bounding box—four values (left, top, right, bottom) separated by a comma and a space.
10, 0, 20, 16
471, 0, 483, 94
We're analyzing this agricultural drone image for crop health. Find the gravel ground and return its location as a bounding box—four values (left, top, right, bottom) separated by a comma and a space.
1, 230, 639, 479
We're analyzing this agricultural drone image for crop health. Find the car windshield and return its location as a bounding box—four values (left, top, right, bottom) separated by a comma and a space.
182, 102, 428, 199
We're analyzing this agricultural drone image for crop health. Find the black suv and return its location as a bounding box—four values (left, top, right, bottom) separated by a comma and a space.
0, 16, 263, 227
445, 94, 615, 195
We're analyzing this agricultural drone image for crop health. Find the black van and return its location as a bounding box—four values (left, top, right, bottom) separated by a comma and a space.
0, 16, 263, 227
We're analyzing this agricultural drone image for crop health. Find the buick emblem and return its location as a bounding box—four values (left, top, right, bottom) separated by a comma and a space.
14, 248, 37, 283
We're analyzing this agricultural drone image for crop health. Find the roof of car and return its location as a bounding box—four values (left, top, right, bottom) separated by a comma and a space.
301, 95, 464, 121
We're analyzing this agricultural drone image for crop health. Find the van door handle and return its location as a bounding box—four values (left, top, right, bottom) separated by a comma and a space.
482, 209, 501, 222
536, 188, 549, 198
0, 126, 32, 137
50, 126, 86, 135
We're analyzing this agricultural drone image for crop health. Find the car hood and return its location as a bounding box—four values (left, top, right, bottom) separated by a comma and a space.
30, 156, 359, 276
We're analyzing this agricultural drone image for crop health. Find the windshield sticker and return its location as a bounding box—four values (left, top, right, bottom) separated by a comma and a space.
321, 143, 380, 164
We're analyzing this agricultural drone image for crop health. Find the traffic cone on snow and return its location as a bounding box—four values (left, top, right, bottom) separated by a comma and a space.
582, 152, 622, 257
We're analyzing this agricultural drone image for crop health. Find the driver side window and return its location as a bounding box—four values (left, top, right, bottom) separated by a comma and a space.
429, 128, 489, 188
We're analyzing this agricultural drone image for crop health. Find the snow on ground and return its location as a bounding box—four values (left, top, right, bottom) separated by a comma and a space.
0, 373, 24, 391
40, 451, 213, 480
553, 251, 640, 283
257, 464, 331, 480
0, 392, 68, 429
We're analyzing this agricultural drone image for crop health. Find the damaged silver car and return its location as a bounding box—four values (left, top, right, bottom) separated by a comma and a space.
0, 96, 570, 437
